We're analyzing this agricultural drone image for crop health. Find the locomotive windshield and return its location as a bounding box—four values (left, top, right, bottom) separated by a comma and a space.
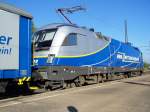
33, 29, 57, 50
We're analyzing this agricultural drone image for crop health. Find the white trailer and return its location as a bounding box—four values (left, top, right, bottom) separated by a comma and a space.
0, 2, 32, 93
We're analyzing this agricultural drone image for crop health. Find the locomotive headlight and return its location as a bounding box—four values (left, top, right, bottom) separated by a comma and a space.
33, 59, 39, 65
47, 54, 55, 63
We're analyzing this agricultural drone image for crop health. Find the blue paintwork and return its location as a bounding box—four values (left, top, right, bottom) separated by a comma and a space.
19, 16, 32, 78
34, 38, 143, 69
0, 16, 32, 79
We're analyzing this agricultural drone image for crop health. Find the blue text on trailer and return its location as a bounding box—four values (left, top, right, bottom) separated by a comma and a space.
0, 35, 12, 55
0, 35, 12, 45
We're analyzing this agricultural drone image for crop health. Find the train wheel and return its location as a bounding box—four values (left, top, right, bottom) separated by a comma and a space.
109, 74, 114, 81
100, 74, 104, 83
139, 71, 143, 76
44, 81, 52, 91
5, 81, 21, 95
127, 72, 131, 78
106, 73, 109, 80
78, 76, 85, 86
0, 81, 8, 93
96, 74, 101, 83
61, 81, 68, 89
70, 82, 76, 88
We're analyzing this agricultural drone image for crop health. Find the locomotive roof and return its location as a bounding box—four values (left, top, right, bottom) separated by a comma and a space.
38, 23, 79, 31
0, 2, 32, 19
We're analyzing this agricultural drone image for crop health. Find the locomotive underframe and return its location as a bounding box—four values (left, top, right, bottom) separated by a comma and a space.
33, 66, 143, 81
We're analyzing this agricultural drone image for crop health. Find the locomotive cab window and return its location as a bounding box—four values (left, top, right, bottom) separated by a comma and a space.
62, 33, 77, 46
33, 29, 57, 50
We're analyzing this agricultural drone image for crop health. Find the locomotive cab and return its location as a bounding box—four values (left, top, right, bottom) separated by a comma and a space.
33, 23, 110, 67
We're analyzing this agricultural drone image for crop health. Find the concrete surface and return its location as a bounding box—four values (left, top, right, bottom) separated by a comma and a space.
0, 74, 150, 112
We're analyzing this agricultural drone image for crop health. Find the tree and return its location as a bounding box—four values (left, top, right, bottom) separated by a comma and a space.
144, 62, 150, 69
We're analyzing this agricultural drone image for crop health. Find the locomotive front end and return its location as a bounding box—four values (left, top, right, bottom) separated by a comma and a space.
32, 24, 75, 83
33, 28, 57, 67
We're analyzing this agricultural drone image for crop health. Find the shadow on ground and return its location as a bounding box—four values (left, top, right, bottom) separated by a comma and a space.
0, 88, 45, 100
67, 106, 78, 112
121, 81, 150, 87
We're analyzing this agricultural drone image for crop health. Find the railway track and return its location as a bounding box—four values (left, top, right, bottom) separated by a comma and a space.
0, 73, 149, 112
0, 73, 146, 103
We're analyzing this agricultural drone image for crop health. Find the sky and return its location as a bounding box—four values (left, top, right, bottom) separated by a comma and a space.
1, 0, 150, 63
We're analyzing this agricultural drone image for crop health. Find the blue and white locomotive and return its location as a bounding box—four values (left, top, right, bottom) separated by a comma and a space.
32, 23, 143, 86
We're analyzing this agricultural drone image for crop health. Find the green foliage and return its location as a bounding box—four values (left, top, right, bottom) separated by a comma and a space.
144, 62, 150, 68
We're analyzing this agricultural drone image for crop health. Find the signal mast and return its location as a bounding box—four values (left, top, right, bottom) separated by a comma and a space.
124, 20, 128, 43
57, 6, 86, 24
